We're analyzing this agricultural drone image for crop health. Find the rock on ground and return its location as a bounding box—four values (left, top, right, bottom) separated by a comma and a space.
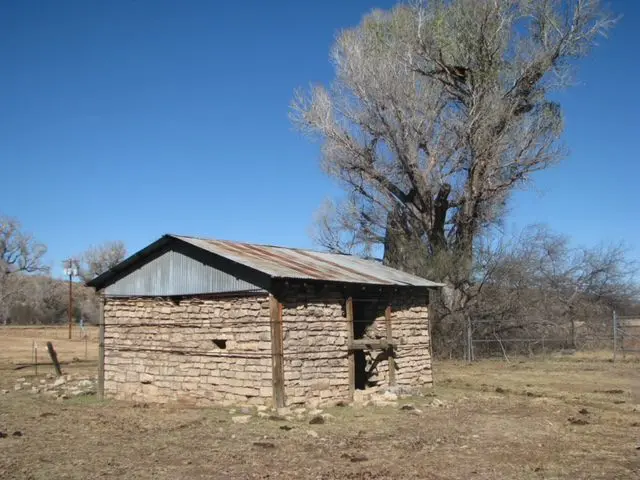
231, 415, 252, 424
309, 416, 325, 425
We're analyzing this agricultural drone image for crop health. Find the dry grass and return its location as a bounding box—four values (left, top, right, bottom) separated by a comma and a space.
0, 325, 98, 365
0, 328, 638, 479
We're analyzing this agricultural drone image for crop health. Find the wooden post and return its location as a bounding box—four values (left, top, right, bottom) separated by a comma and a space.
427, 289, 435, 387
46, 342, 63, 377
98, 297, 105, 401
269, 294, 285, 409
385, 304, 396, 386
346, 296, 355, 399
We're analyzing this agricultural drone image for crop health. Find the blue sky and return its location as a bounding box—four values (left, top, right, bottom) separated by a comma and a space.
1, 0, 638, 277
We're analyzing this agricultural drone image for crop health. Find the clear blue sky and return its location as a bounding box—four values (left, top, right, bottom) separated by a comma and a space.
1, 0, 639, 277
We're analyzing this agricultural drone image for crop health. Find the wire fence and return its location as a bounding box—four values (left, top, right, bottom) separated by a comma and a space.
0, 324, 98, 341
614, 313, 640, 361
5, 314, 640, 363
464, 312, 640, 363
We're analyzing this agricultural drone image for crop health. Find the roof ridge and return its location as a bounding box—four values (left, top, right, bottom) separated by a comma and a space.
169, 233, 348, 256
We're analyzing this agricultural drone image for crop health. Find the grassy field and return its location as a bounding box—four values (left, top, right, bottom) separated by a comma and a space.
0, 325, 98, 365
0, 327, 638, 479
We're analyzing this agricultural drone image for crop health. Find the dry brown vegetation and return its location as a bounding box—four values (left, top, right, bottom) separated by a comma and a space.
1, 327, 639, 479
0, 326, 98, 365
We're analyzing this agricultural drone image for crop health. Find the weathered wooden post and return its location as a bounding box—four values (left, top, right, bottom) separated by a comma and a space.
384, 304, 396, 386
46, 341, 62, 377
346, 296, 355, 400
98, 296, 105, 401
269, 294, 284, 409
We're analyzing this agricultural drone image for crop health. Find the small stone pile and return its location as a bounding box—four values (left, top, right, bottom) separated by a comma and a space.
229, 404, 336, 425
11, 374, 97, 400
352, 385, 422, 407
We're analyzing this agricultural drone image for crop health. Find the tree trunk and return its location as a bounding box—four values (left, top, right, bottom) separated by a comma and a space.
0, 298, 7, 326
382, 199, 476, 359
382, 205, 428, 275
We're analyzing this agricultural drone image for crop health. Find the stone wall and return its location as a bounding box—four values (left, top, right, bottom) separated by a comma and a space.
103, 294, 273, 406
280, 286, 432, 407
103, 288, 432, 407
376, 292, 433, 388
281, 287, 350, 406
367, 290, 433, 390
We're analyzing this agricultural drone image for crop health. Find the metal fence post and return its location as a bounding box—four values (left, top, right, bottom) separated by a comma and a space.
612, 310, 617, 364
466, 316, 473, 363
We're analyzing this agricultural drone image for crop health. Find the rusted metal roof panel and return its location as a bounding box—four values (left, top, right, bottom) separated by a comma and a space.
173, 235, 443, 287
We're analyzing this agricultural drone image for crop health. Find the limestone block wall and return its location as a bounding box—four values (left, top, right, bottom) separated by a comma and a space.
280, 287, 350, 406
280, 286, 432, 406
360, 291, 433, 390
103, 288, 432, 408
103, 294, 273, 406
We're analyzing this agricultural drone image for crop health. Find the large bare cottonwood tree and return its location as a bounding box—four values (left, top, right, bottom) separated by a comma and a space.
292, 0, 616, 320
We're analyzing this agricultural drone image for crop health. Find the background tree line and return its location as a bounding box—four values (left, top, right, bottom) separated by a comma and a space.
0, 214, 126, 326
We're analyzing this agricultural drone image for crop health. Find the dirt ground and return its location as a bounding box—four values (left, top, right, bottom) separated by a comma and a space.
0, 327, 638, 479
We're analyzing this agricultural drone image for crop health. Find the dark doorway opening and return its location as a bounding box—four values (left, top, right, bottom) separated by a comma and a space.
352, 300, 382, 390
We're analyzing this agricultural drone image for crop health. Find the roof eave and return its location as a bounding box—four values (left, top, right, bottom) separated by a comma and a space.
86, 234, 175, 290
271, 276, 444, 288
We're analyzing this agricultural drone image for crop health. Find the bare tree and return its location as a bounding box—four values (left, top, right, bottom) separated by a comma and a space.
525, 226, 638, 348
6, 274, 103, 326
78, 241, 127, 283
0, 215, 49, 325
292, 0, 616, 321
467, 225, 638, 355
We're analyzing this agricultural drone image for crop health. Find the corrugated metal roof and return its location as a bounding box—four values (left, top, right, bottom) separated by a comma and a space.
172, 235, 443, 288
103, 248, 263, 297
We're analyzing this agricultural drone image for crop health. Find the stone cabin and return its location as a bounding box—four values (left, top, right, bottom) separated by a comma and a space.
88, 234, 442, 407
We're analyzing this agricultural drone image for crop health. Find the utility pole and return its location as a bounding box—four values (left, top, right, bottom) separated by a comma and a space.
63, 260, 78, 340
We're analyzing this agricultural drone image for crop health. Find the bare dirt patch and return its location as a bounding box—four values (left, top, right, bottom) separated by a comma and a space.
0, 334, 638, 479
